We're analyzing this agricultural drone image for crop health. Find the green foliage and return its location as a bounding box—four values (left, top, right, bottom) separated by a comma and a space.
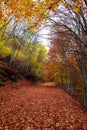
0, 35, 47, 80
0, 18, 47, 80
0, 40, 12, 58
23, 43, 47, 78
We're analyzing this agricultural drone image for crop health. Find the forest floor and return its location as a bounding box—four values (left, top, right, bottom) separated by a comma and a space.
0, 79, 87, 130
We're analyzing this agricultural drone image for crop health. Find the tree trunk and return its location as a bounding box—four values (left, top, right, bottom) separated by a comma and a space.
66, 78, 71, 93
82, 72, 87, 108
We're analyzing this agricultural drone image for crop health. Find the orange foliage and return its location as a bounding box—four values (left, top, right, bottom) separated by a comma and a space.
0, 0, 83, 28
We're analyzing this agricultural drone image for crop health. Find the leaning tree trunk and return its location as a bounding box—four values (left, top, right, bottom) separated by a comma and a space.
79, 55, 87, 108
82, 70, 87, 108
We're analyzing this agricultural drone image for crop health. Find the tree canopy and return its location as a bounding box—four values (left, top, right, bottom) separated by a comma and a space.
0, 0, 83, 29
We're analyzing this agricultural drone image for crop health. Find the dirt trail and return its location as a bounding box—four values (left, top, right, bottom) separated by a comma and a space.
0, 79, 87, 130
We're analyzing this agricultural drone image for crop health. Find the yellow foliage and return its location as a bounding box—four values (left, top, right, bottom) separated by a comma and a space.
16, 51, 24, 60
73, 1, 82, 13
73, 7, 80, 13
59, 0, 63, 3
0, 0, 83, 29
0, 20, 4, 27
0, 46, 12, 58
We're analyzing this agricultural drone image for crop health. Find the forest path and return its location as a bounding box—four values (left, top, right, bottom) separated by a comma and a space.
0, 79, 87, 130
